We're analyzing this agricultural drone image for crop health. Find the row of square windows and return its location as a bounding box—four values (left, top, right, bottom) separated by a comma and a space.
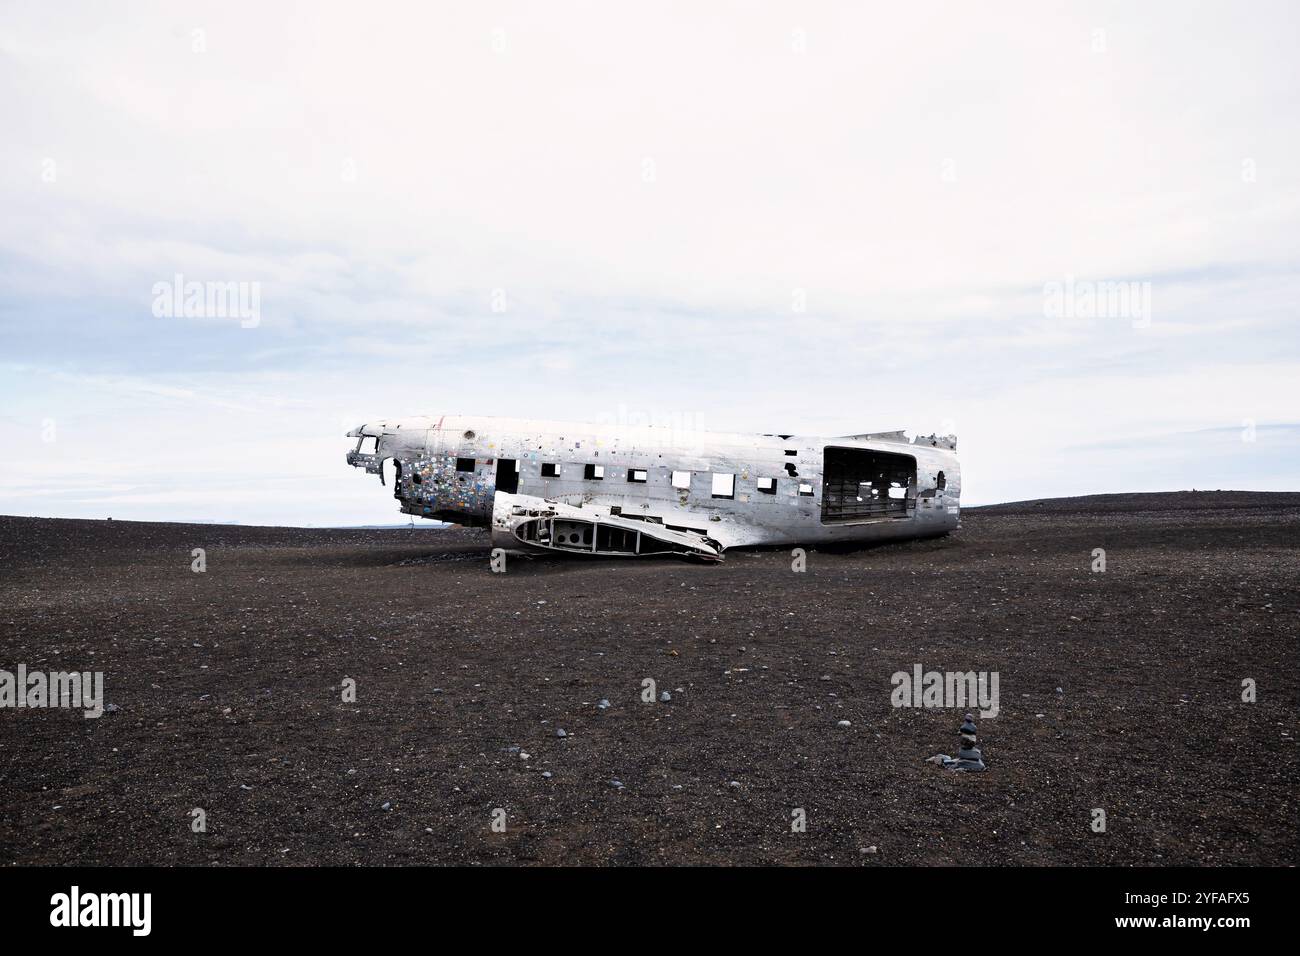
454, 457, 814, 498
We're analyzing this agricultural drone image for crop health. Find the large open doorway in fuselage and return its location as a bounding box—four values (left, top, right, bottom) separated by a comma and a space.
495, 458, 520, 494
821, 446, 916, 523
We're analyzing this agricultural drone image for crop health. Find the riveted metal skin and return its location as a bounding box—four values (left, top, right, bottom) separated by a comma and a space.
347, 415, 960, 559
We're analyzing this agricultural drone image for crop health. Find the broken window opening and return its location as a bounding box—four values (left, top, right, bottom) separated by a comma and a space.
455, 457, 476, 473
937, 470, 946, 490
784, 449, 797, 456
784, 463, 798, 477
628, 469, 648, 483
820, 446, 916, 523
584, 464, 605, 480
670, 470, 691, 490
756, 477, 777, 495
496, 459, 519, 494
798, 482, 814, 497
541, 462, 559, 478
711, 473, 735, 499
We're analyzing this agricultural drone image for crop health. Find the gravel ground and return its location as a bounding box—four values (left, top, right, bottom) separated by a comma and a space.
1, 491, 1296, 866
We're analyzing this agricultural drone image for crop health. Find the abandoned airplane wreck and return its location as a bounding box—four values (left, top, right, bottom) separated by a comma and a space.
346, 415, 960, 561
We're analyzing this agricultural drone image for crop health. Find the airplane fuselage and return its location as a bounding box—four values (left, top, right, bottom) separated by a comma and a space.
347, 415, 960, 558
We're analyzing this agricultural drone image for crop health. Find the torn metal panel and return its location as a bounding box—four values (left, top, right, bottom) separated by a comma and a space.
346, 415, 962, 560
490, 493, 722, 561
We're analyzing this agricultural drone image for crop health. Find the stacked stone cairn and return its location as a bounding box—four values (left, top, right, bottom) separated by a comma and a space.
951, 713, 985, 771
930, 712, 987, 772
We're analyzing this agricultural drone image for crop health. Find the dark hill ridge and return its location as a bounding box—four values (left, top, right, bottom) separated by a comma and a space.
1, 492, 1296, 865
969, 490, 1300, 515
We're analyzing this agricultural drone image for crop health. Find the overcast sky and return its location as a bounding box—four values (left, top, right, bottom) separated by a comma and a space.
1, 1, 1297, 525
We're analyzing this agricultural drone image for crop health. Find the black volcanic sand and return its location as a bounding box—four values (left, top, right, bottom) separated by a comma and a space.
1, 491, 1296, 866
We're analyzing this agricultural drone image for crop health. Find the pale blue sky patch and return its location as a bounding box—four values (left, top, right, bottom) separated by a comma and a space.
1, 1, 1297, 525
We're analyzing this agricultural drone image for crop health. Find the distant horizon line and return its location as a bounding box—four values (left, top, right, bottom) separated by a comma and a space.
3, 489, 1297, 530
